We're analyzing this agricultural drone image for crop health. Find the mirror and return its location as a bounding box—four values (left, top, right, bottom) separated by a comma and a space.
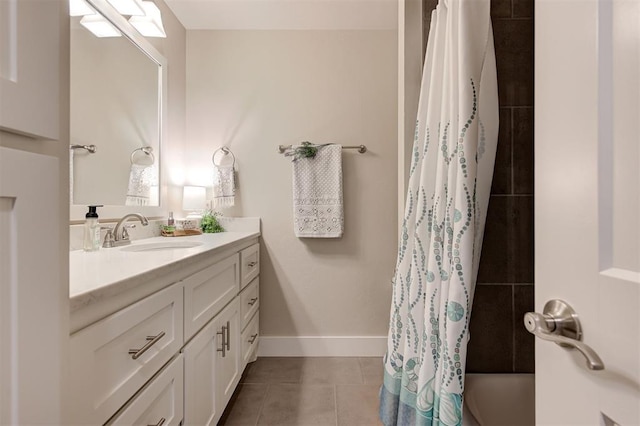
69, 0, 167, 220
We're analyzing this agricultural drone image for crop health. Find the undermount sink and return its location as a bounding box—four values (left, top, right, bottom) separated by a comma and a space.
120, 241, 204, 252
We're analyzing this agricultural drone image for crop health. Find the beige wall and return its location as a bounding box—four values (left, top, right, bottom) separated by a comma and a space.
186, 30, 398, 337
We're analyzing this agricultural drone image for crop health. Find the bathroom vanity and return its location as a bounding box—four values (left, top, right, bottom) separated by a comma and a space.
68, 231, 260, 425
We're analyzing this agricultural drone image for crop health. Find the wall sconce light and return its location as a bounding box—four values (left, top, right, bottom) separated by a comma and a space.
71, 0, 166, 39
80, 14, 122, 38
183, 186, 207, 219
129, 1, 167, 38
69, 0, 95, 16
106, 0, 145, 16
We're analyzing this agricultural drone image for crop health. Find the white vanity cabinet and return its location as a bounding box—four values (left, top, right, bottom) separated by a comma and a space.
68, 235, 260, 426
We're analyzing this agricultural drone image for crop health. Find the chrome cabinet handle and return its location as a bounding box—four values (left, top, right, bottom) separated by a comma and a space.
217, 326, 226, 357
248, 261, 257, 267
524, 299, 604, 371
128, 332, 166, 360
248, 334, 258, 344
248, 297, 258, 306
225, 321, 231, 351
147, 418, 166, 426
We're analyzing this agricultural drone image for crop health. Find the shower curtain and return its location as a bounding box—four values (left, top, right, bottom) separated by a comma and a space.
380, 0, 498, 424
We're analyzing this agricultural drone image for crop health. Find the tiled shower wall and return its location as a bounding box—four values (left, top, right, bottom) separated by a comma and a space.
423, 0, 535, 373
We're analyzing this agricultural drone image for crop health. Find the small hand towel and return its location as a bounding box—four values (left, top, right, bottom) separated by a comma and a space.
292, 144, 343, 238
125, 163, 153, 206
213, 164, 235, 208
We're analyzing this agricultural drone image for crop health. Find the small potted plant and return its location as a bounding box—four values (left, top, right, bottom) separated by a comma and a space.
200, 210, 225, 233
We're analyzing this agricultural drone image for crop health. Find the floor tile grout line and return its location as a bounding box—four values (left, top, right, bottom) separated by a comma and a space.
333, 384, 339, 426
254, 383, 270, 426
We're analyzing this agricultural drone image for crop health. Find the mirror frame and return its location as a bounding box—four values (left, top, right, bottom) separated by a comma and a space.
70, 0, 168, 221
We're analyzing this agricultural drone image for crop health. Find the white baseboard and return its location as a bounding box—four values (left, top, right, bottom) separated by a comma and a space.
257, 336, 387, 357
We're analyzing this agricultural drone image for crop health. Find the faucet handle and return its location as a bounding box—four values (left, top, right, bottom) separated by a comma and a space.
122, 224, 136, 240
102, 227, 115, 248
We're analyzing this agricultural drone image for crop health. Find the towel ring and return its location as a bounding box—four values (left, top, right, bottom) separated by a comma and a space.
212, 146, 236, 168
130, 146, 155, 165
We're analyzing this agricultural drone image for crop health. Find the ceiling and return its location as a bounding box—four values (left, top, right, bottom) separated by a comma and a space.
163, 0, 398, 30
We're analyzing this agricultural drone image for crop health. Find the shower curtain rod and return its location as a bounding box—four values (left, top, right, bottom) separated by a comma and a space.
277, 144, 367, 154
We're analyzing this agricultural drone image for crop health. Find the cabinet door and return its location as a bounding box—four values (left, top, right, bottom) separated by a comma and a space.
0, 0, 60, 139
108, 354, 183, 426
216, 298, 241, 411
0, 148, 62, 423
183, 298, 240, 426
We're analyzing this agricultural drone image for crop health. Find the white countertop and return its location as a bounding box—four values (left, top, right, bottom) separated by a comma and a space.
70, 232, 259, 315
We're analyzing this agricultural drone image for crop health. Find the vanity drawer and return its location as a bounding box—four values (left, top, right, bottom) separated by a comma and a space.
240, 243, 259, 289
183, 253, 239, 341
239, 277, 259, 330
68, 284, 184, 425
241, 312, 259, 370
107, 354, 184, 426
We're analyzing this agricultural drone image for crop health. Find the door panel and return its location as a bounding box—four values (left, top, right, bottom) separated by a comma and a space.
536, 0, 640, 424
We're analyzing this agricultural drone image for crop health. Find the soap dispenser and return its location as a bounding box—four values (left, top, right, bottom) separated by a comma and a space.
83, 205, 103, 252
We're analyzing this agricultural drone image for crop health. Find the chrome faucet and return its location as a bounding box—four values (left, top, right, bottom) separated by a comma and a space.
103, 213, 149, 248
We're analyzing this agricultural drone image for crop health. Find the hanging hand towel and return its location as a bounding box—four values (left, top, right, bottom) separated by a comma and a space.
125, 163, 153, 206
292, 144, 343, 238
213, 164, 235, 208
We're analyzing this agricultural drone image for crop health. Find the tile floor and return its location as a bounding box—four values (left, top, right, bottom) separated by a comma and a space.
219, 357, 384, 426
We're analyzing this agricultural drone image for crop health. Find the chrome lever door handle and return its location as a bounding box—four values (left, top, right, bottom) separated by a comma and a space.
524, 299, 604, 371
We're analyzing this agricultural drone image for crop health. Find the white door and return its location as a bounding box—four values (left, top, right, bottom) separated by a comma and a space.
535, 0, 640, 424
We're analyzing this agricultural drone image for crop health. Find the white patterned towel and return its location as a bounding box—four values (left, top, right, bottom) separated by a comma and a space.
213, 164, 235, 208
125, 164, 153, 206
292, 144, 343, 238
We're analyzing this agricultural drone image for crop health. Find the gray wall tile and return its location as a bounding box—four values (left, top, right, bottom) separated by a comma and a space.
513, 107, 534, 194
514, 285, 535, 372
466, 285, 514, 372
491, 108, 513, 194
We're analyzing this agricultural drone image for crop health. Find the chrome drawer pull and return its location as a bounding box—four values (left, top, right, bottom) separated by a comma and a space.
148, 418, 166, 426
217, 326, 226, 357
248, 297, 258, 306
225, 321, 231, 351
128, 332, 166, 360
248, 261, 257, 267
248, 334, 258, 344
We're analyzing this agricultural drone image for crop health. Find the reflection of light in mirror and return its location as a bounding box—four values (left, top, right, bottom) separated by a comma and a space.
80, 14, 122, 37
169, 167, 185, 186
187, 168, 213, 188
106, 0, 145, 16
69, 0, 94, 16
129, 2, 166, 38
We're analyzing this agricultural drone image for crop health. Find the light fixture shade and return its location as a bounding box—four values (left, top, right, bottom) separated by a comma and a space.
129, 1, 166, 38
106, 0, 145, 16
79, 14, 122, 37
69, 0, 95, 16
183, 186, 207, 212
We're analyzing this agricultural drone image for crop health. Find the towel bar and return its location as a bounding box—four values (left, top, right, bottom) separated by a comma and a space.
278, 144, 367, 154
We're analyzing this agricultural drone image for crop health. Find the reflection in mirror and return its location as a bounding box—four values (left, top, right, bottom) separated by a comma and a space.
70, 2, 163, 213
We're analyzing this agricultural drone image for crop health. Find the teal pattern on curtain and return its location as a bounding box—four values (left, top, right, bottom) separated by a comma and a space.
380, 0, 498, 424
